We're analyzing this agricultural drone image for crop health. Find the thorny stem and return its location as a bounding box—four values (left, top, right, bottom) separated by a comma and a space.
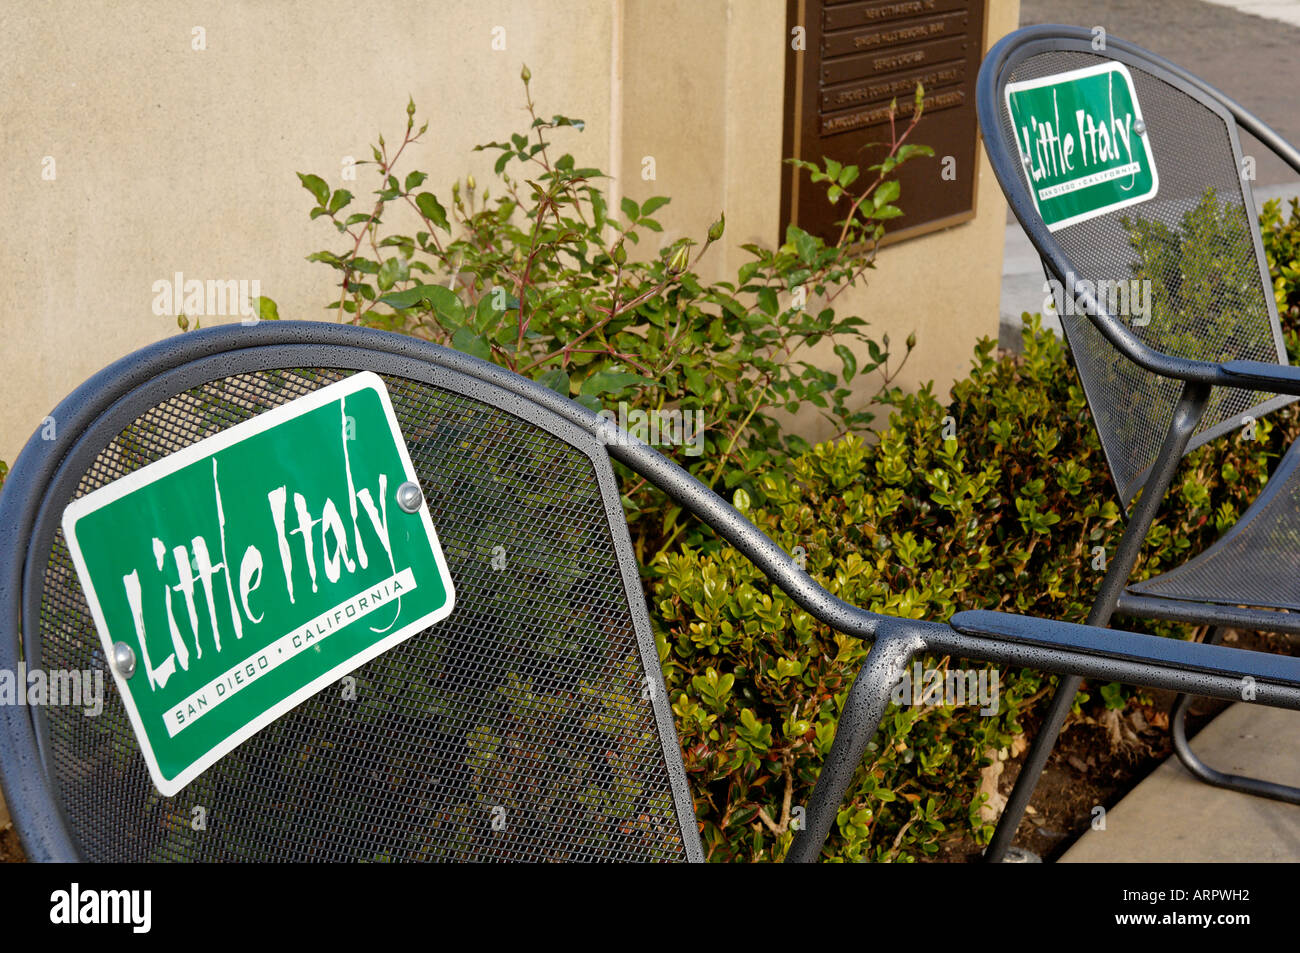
650, 383, 769, 564
335, 122, 423, 323
834, 100, 923, 251
310, 84, 920, 512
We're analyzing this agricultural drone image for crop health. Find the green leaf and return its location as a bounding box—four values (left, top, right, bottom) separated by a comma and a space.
377, 256, 408, 292
757, 287, 779, 316
581, 370, 651, 396
640, 196, 670, 216
416, 192, 450, 231
297, 173, 331, 207
1099, 682, 1126, 710
684, 366, 707, 396
895, 143, 934, 162
328, 189, 352, 214
475, 291, 515, 332
874, 180, 901, 208
376, 283, 464, 322
536, 368, 571, 396
250, 296, 280, 321
404, 170, 427, 191
789, 226, 818, 265
834, 343, 857, 381
451, 326, 492, 360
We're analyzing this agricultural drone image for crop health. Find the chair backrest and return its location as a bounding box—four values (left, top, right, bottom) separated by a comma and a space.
0, 324, 702, 861
978, 26, 1295, 507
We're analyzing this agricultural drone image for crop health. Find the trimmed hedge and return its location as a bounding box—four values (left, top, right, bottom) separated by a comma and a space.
653, 305, 1300, 861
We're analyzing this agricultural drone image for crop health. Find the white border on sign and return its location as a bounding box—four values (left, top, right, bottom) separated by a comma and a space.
61, 371, 457, 797
1004, 61, 1160, 232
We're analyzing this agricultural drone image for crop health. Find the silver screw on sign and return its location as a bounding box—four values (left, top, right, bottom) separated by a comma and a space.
396, 480, 424, 513
112, 641, 137, 679
1133, 119, 1146, 135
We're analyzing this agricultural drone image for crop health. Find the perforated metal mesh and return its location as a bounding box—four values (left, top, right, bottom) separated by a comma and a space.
1130, 441, 1300, 611
996, 49, 1292, 505
33, 367, 688, 861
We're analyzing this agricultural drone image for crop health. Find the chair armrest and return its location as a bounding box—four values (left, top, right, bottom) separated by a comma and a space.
1221, 359, 1300, 395
949, 609, 1300, 689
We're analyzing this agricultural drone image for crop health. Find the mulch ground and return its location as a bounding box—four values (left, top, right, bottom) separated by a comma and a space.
936, 627, 1300, 861
0, 827, 22, 863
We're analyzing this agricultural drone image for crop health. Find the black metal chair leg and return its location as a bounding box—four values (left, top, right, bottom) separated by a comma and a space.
1170, 630, 1300, 803
984, 382, 1211, 864
786, 632, 920, 863
984, 673, 1082, 862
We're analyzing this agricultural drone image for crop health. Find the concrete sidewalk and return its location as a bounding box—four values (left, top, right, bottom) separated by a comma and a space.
1061, 703, 1300, 861
1201, 0, 1300, 28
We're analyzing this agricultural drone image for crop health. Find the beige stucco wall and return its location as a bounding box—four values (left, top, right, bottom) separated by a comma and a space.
0, 0, 618, 464
0, 0, 1018, 464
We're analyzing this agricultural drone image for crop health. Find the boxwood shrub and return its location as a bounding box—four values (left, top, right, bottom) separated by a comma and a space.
653, 302, 1300, 861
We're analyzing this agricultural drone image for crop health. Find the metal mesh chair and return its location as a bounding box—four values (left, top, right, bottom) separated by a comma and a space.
977, 24, 1300, 861
5, 342, 694, 862
7, 322, 1300, 862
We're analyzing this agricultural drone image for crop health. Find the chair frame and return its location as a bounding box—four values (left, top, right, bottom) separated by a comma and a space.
977, 24, 1300, 861
6, 322, 1300, 862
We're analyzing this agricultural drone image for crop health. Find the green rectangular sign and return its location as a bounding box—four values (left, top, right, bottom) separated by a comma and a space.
1005, 61, 1159, 231
63, 372, 455, 796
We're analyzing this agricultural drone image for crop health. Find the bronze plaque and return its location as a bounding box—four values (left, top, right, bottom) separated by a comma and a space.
781, 0, 987, 247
